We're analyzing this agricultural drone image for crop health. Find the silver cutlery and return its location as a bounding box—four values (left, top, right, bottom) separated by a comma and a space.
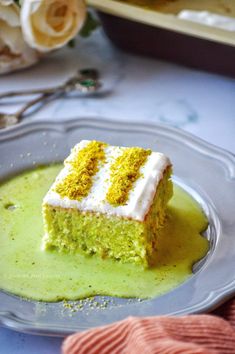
0, 69, 100, 99
0, 69, 101, 129
0, 94, 48, 129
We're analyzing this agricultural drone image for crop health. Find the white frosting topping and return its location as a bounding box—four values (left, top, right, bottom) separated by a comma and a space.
178, 10, 235, 31
43, 140, 171, 221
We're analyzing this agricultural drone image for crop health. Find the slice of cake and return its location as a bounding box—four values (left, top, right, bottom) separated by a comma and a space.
42, 140, 173, 267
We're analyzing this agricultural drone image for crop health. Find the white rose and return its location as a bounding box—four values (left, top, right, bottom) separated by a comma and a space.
21, 0, 87, 52
0, 0, 39, 74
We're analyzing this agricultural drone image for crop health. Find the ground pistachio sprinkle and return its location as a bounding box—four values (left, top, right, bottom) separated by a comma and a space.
55, 141, 106, 200
106, 147, 151, 206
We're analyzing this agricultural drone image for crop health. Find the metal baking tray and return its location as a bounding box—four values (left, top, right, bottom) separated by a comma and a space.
88, 0, 235, 76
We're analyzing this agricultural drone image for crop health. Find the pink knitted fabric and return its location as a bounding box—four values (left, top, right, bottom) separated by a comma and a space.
62, 298, 235, 354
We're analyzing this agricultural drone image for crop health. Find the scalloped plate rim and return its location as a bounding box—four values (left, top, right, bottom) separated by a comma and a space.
0, 117, 234, 336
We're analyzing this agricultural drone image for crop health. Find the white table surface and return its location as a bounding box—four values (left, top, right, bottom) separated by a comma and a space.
0, 28, 235, 353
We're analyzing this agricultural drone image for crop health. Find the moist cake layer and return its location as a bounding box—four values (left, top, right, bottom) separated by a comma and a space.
43, 167, 172, 266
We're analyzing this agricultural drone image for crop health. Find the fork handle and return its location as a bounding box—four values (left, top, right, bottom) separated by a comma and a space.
0, 87, 61, 99
0, 69, 99, 99
16, 89, 66, 121
15, 94, 51, 121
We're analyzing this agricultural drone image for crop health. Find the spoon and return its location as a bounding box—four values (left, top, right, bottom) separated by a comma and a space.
0, 69, 99, 99
0, 69, 101, 129
0, 94, 49, 129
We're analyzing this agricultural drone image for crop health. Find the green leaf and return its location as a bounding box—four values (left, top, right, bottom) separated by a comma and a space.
14, 0, 21, 7
68, 39, 76, 48
80, 11, 100, 38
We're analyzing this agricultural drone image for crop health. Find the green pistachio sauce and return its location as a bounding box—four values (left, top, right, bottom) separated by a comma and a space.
0, 165, 209, 301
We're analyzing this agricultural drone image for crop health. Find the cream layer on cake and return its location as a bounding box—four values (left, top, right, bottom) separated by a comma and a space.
43, 140, 171, 222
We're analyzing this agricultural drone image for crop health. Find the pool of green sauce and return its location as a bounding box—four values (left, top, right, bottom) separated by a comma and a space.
0, 165, 209, 302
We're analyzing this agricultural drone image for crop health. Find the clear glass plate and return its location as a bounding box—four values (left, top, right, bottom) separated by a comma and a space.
0, 118, 235, 336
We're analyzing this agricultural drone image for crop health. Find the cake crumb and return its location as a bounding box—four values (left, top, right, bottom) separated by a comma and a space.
106, 147, 151, 206
56, 141, 107, 200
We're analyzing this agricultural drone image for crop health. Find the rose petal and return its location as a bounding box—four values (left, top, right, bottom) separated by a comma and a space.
21, 0, 86, 52
0, 2, 20, 27
0, 0, 39, 74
